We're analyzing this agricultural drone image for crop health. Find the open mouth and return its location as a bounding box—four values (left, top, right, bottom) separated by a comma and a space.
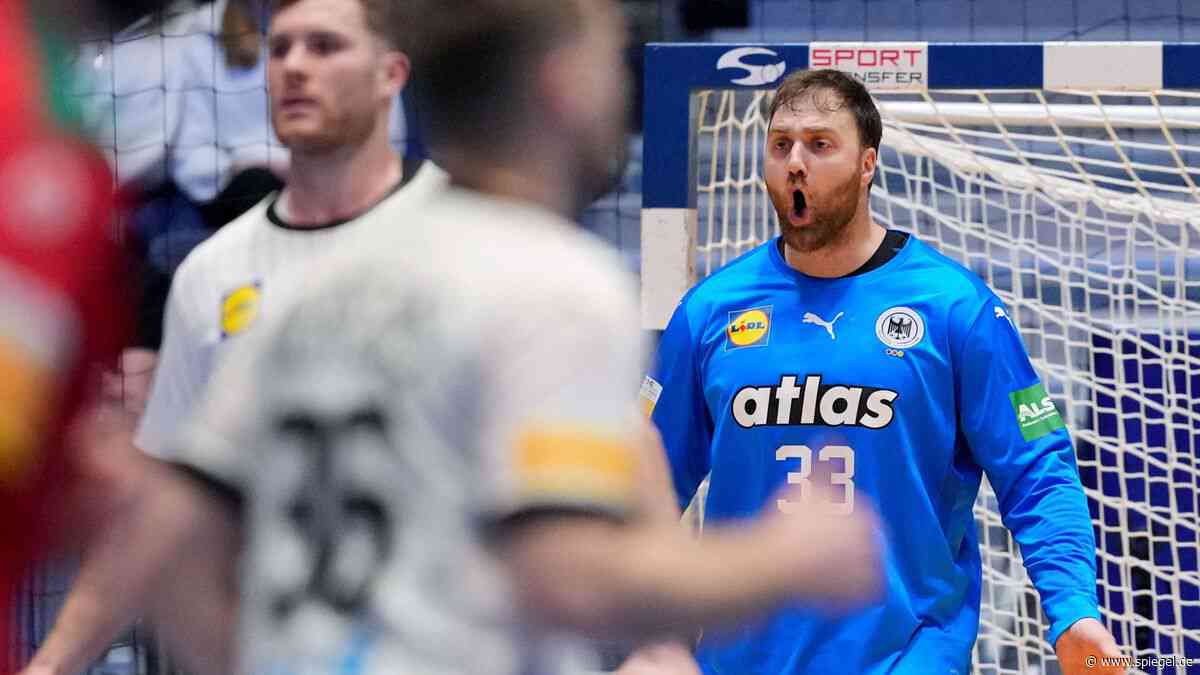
792, 190, 808, 219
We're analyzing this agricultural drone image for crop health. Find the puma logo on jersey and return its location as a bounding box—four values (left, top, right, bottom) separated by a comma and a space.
731, 374, 898, 429
994, 305, 1015, 328
802, 311, 843, 340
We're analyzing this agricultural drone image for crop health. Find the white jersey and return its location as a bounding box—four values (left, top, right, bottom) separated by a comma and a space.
135, 160, 447, 458
176, 188, 647, 675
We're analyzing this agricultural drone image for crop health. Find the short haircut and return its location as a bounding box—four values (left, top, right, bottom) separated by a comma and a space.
271, 0, 407, 50
767, 69, 882, 152
404, 0, 586, 149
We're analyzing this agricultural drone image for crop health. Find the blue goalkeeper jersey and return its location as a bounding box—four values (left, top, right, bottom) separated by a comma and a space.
646, 234, 1100, 675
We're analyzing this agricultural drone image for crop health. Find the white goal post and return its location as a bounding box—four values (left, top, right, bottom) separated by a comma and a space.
641, 41, 1200, 674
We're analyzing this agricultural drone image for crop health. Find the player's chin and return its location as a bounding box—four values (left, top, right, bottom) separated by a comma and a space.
779, 222, 827, 253
278, 128, 339, 155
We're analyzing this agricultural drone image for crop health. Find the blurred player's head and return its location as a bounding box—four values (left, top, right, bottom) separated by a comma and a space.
763, 69, 881, 254
408, 0, 631, 215
267, 0, 409, 155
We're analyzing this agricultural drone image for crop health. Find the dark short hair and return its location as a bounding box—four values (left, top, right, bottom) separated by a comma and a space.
766, 69, 882, 152
403, 0, 585, 149
271, 0, 407, 50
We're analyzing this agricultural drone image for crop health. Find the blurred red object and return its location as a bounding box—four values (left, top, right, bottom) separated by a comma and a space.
0, 0, 131, 656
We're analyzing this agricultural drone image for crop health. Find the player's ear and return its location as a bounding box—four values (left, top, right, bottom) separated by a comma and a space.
379, 48, 411, 99
861, 145, 878, 188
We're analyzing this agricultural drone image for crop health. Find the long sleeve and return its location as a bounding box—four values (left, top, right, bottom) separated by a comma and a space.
956, 299, 1101, 646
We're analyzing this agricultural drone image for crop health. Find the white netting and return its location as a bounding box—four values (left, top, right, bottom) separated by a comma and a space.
692, 86, 1200, 674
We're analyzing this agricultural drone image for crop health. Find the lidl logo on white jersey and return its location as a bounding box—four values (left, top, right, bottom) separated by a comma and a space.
221, 282, 261, 338
726, 306, 773, 350
1009, 383, 1065, 441
732, 374, 898, 429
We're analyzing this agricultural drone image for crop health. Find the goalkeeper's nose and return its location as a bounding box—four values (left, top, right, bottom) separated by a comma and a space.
785, 145, 810, 181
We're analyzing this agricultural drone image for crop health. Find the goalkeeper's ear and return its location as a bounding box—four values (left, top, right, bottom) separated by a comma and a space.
861, 144, 879, 189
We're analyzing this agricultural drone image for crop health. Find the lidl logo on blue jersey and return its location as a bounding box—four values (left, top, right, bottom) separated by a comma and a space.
1009, 383, 1065, 441
732, 374, 898, 429
726, 306, 772, 350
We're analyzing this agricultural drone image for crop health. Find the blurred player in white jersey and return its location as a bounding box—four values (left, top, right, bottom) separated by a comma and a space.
19, 2, 445, 674
133, 1, 886, 674
77, 0, 416, 419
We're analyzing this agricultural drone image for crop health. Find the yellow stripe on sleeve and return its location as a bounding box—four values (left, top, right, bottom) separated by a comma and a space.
515, 426, 638, 509
0, 335, 54, 485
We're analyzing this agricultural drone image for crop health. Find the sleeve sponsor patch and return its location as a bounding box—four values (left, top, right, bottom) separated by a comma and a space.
515, 426, 637, 509
1009, 383, 1066, 442
638, 375, 663, 418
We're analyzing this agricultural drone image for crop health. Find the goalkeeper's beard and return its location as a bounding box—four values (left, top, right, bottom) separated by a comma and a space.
772, 166, 862, 254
